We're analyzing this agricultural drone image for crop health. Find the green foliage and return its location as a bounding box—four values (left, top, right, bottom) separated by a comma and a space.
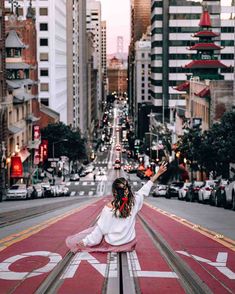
177, 111, 235, 178
41, 122, 87, 161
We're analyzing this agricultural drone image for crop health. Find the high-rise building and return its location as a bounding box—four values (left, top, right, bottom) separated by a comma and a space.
101, 20, 107, 102
86, 0, 102, 117
128, 0, 151, 114
67, 0, 88, 134
150, 0, 234, 121
5, 0, 68, 124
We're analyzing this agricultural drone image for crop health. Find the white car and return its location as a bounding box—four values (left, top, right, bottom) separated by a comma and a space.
6, 184, 31, 200
198, 180, 215, 203
224, 179, 235, 210
152, 184, 168, 197
178, 183, 191, 200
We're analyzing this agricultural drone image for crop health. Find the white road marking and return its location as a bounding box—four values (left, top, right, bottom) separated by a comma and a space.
70, 191, 76, 196
75, 182, 79, 186
79, 191, 85, 196
88, 191, 94, 196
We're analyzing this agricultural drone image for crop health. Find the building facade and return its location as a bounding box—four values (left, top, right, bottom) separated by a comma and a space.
87, 0, 102, 117
101, 20, 107, 102
5, 0, 68, 124
150, 0, 234, 121
67, 0, 88, 135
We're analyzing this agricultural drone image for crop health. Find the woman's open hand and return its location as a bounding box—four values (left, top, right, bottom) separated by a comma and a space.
150, 161, 168, 183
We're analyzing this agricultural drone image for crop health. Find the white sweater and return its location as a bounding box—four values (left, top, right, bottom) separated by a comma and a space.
83, 180, 153, 246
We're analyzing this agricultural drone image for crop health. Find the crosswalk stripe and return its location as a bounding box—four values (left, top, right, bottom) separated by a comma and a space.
70, 191, 76, 196
65, 182, 71, 186
75, 182, 79, 186
88, 191, 93, 196
79, 191, 85, 196
82, 182, 88, 186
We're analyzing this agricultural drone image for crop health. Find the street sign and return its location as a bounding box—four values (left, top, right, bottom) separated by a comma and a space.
48, 158, 59, 162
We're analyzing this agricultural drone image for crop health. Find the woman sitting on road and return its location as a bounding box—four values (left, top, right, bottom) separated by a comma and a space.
66, 162, 167, 253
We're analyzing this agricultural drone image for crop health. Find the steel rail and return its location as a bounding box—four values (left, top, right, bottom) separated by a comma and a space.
138, 213, 213, 294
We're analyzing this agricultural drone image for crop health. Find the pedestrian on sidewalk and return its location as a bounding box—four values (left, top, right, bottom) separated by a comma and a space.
66, 162, 168, 253
93, 173, 96, 182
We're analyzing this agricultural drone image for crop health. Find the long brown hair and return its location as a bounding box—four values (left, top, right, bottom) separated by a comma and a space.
111, 177, 135, 218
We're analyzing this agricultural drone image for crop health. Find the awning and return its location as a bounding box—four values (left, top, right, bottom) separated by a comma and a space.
7, 79, 34, 89
6, 30, 26, 48
8, 125, 23, 134
6, 63, 31, 69
185, 60, 227, 69
18, 148, 31, 162
195, 87, 210, 98
188, 43, 222, 51
174, 81, 190, 92
14, 92, 35, 102
26, 114, 40, 122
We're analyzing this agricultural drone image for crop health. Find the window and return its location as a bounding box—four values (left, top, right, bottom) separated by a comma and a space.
141, 53, 145, 58
141, 96, 145, 101
40, 53, 49, 61
40, 69, 48, 76
40, 38, 48, 46
40, 23, 48, 31
40, 83, 49, 91
39, 7, 48, 16
40, 98, 49, 106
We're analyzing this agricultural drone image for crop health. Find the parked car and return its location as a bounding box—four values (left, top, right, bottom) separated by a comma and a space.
210, 179, 228, 207
224, 179, 235, 210
61, 185, 70, 196
41, 183, 54, 197
6, 184, 32, 200
178, 182, 191, 200
31, 184, 44, 199
198, 180, 215, 203
166, 182, 184, 198
70, 173, 80, 181
152, 184, 168, 197
185, 181, 204, 202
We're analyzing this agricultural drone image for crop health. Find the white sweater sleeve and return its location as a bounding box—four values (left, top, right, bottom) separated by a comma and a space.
135, 180, 153, 211
82, 225, 103, 246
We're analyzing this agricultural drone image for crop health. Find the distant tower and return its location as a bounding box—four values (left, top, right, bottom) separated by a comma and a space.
117, 36, 123, 60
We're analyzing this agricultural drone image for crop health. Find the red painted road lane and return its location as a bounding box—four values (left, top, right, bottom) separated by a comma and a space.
134, 220, 185, 294
58, 252, 108, 294
140, 204, 235, 293
0, 197, 109, 294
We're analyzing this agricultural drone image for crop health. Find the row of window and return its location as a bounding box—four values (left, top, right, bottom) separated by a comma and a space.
5, 7, 48, 16
152, 40, 235, 47
152, 26, 234, 34
152, 14, 201, 22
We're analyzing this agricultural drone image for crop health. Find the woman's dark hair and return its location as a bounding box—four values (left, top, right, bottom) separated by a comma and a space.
111, 177, 135, 218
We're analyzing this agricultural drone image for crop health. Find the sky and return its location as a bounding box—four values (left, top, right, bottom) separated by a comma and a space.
100, 0, 130, 54
99, 0, 233, 54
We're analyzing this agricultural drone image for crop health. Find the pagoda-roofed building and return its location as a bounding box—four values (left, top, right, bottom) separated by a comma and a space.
185, 7, 227, 81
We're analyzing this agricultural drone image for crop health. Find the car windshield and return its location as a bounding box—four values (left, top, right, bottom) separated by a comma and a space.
10, 185, 26, 189
172, 182, 183, 187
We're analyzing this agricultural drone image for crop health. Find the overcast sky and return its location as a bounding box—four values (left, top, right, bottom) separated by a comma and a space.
100, 0, 234, 54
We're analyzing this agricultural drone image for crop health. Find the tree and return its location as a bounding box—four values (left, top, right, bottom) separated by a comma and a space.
41, 122, 87, 162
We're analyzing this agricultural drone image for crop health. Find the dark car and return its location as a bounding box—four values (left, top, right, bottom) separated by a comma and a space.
185, 181, 203, 202
166, 181, 184, 198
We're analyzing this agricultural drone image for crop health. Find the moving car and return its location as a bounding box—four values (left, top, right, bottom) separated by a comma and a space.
6, 184, 32, 200
198, 180, 215, 203
114, 163, 121, 170
152, 184, 168, 197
